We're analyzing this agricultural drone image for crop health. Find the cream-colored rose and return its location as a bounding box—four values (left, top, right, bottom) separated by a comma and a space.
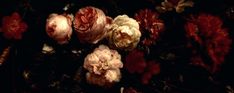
46, 13, 73, 44
108, 15, 141, 51
83, 45, 123, 86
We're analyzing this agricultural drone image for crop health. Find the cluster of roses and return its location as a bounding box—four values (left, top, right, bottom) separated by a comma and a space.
0, 2, 232, 88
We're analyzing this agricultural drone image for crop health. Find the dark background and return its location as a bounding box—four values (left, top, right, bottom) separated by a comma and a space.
1, 0, 234, 93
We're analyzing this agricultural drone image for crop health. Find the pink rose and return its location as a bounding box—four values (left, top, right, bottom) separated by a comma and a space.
74, 6, 109, 44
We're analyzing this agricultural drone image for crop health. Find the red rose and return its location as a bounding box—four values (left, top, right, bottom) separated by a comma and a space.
0, 12, 28, 40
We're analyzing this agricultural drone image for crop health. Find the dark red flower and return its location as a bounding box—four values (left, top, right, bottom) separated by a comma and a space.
134, 9, 165, 46
146, 61, 160, 75
125, 49, 161, 84
141, 72, 152, 84
185, 14, 232, 73
125, 49, 147, 74
0, 12, 28, 40
141, 61, 160, 84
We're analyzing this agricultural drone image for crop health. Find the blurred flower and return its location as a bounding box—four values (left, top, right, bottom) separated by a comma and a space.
125, 49, 146, 74
46, 13, 73, 44
108, 15, 141, 51
141, 61, 160, 84
156, 0, 194, 13
134, 9, 165, 46
0, 12, 28, 40
185, 14, 232, 73
83, 45, 123, 86
74, 6, 110, 44
125, 49, 160, 84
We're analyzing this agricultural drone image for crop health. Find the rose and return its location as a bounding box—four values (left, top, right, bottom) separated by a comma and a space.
45, 13, 73, 44
73, 6, 109, 44
108, 15, 141, 51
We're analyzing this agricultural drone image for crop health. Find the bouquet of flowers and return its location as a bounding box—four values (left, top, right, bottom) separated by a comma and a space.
0, 0, 233, 93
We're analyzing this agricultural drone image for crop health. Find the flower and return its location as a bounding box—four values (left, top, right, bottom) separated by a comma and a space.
83, 45, 123, 86
156, 0, 194, 13
108, 15, 141, 51
0, 12, 28, 40
141, 61, 160, 84
185, 14, 232, 73
134, 9, 165, 46
45, 13, 73, 44
125, 49, 160, 84
73, 6, 110, 44
125, 49, 147, 74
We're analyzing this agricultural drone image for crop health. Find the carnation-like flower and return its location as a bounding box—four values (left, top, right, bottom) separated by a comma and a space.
45, 13, 73, 44
73, 6, 110, 44
83, 45, 123, 86
108, 15, 141, 51
0, 12, 28, 40
134, 9, 165, 46
185, 14, 232, 73
156, 0, 194, 13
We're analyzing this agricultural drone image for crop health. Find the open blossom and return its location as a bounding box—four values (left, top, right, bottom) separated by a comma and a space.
108, 15, 141, 51
83, 45, 123, 86
0, 12, 28, 40
46, 13, 73, 44
156, 0, 194, 13
185, 14, 232, 73
134, 9, 165, 46
74, 6, 110, 44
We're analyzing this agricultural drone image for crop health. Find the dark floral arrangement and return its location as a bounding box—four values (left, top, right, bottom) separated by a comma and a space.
0, 0, 234, 93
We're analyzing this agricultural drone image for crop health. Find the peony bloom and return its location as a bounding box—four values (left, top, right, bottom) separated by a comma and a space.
156, 0, 194, 13
185, 14, 232, 73
134, 9, 165, 46
83, 45, 123, 86
108, 15, 141, 51
45, 13, 73, 44
0, 12, 28, 40
73, 6, 110, 44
